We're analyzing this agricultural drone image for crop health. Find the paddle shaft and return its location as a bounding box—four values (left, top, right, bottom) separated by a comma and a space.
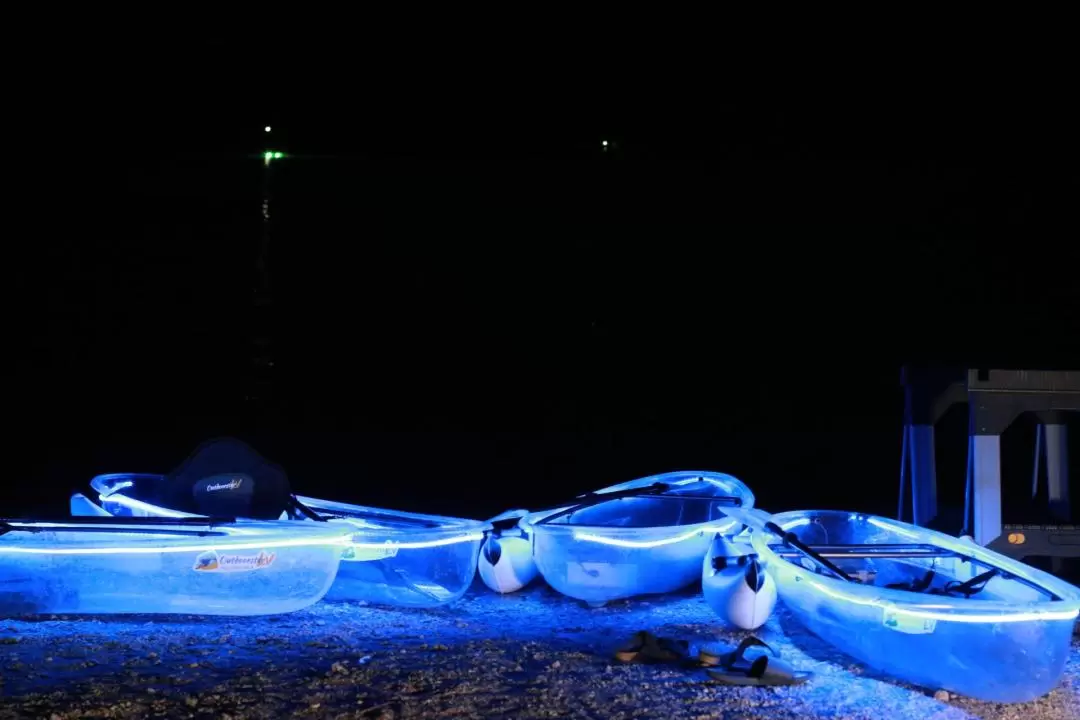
764, 521, 853, 582
534, 483, 741, 525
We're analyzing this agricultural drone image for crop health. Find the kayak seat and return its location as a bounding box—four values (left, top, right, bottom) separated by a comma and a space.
160, 437, 296, 520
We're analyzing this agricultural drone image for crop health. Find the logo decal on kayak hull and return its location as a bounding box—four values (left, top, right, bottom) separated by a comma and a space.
883, 608, 937, 634
193, 550, 276, 572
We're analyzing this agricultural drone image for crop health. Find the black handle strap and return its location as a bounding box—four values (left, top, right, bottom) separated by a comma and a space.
941, 568, 1000, 598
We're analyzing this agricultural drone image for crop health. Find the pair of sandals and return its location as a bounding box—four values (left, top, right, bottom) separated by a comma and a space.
614, 631, 811, 687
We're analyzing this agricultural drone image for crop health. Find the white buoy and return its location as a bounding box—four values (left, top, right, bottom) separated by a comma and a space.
702, 534, 777, 631
478, 509, 538, 594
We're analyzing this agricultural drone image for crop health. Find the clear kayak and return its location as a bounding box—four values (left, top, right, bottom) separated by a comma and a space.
752, 510, 1080, 703
0, 515, 348, 616
294, 496, 488, 608
83, 439, 489, 608
523, 471, 755, 606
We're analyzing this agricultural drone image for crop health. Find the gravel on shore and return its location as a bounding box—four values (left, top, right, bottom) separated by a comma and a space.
1, 583, 1077, 719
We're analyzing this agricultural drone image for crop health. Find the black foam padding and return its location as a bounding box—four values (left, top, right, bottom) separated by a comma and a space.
162, 438, 293, 520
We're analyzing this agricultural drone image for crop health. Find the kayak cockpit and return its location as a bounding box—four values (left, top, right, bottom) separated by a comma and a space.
768, 542, 1060, 602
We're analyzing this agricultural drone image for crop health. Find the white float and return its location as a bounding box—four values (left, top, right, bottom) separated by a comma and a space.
477, 509, 538, 594
702, 533, 777, 630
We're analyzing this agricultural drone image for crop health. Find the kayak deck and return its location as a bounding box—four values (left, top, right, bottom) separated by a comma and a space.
767, 542, 1062, 600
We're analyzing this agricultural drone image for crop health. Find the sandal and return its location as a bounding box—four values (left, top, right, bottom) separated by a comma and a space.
614, 631, 691, 664
702, 637, 812, 687
699, 636, 778, 667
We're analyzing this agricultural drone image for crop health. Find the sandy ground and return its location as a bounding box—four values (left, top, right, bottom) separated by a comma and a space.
1, 583, 1077, 720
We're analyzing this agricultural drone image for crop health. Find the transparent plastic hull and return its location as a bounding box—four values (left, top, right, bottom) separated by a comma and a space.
296, 496, 489, 608
84, 475, 491, 609
0, 518, 348, 616
754, 511, 1080, 703
527, 471, 754, 604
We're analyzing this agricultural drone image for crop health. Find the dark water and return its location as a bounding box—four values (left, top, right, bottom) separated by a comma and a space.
21, 154, 1079, 529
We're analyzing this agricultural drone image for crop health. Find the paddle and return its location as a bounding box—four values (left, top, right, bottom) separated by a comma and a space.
534, 481, 742, 525
0, 517, 237, 537
764, 521, 853, 582
720, 507, 854, 583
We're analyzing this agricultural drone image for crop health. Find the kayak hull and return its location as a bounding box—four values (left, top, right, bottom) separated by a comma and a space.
527, 471, 754, 604
297, 496, 489, 609
0, 519, 347, 616
83, 475, 490, 609
754, 511, 1080, 703
531, 517, 724, 604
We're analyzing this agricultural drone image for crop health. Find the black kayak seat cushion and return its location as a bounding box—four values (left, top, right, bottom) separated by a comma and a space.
160, 437, 294, 520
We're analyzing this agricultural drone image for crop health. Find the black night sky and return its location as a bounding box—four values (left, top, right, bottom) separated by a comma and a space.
18, 39, 1079, 527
